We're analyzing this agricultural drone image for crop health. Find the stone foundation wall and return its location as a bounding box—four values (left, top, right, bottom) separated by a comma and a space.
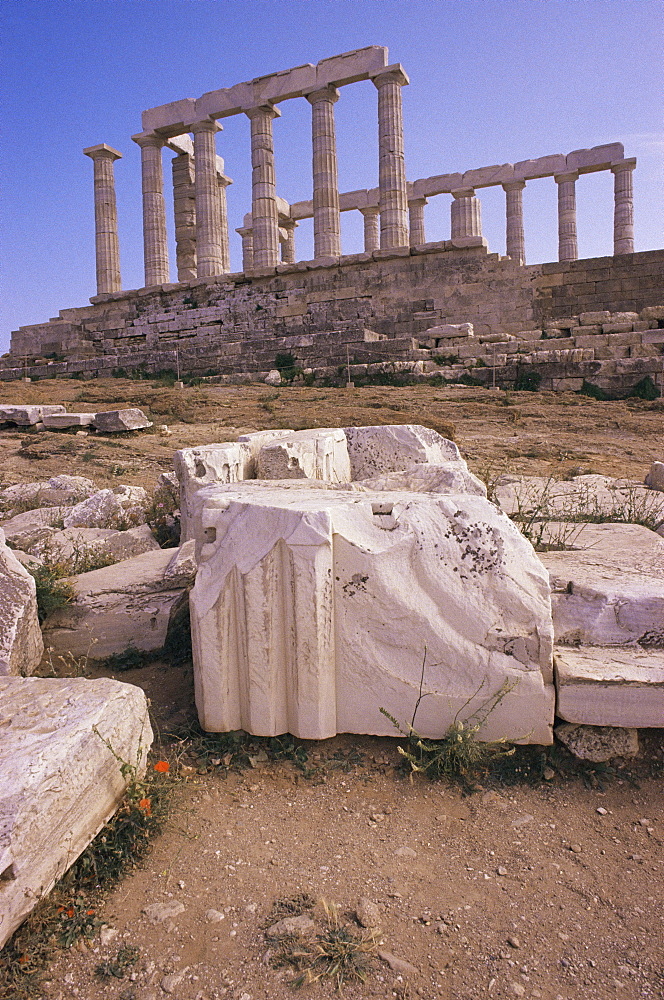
5, 244, 664, 392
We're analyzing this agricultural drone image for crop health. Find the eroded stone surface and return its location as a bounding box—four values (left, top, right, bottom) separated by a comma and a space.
0, 475, 96, 509
555, 647, 664, 728
0, 675, 152, 946
554, 721, 641, 761
29, 524, 160, 565
63, 486, 148, 530
343, 425, 461, 481
257, 428, 351, 482
646, 461, 664, 493
352, 462, 486, 497
0, 529, 43, 676
190, 482, 554, 743
0, 405, 65, 426
92, 408, 152, 432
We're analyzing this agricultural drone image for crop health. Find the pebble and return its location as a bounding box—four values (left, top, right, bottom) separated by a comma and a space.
596, 807, 608, 815
99, 925, 118, 946
356, 897, 382, 928
161, 968, 188, 993
570, 843, 583, 854
511, 984, 526, 997
507, 935, 521, 949
205, 908, 226, 922
142, 900, 185, 924
395, 846, 417, 857
497, 866, 509, 876
543, 766, 556, 780
266, 914, 316, 938
378, 950, 419, 977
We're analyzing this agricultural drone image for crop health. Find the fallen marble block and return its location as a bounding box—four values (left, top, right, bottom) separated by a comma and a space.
645, 460, 664, 493
92, 408, 152, 432
343, 424, 461, 481
0, 405, 65, 426
0, 475, 96, 510
174, 431, 293, 541
352, 462, 486, 498
190, 482, 554, 743
257, 428, 351, 483
63, 486, 148, 530
42, 412, 96, 429
540, 523, 664, 647
555, 721, 640, 761
30, 524, 160, 566
0, 529, 43, 676
0, 506, 71, 548
424, 323, 474, 340
0, 675, 152, 947
555, 647, 664, 728
42, 547, 193, 660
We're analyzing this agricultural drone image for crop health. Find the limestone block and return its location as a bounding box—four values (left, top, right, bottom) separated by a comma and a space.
645, 461, 664, 492
602, 321, 635, 334
579, 311, 611, 325
0, 529, 43, 676
555, 648, 664, 728
92, 408, 152, 432
555, 721, 640, 761
264, 369, 282, 386
0, 476, 96, 511
63, 486, 148, 530
0, 675, 152, 946
42, 548, 187, 660
343, 425, 460, 481
189, 482, 554, 743
0, 507, 71, 548
0, 405, 66, 426
640, 305, 664, 321
540, 523, 664, 647
42, 412, 96, 429
30, 524, 160, 565
351, 462, 486, 498
424, 323, 473, 340
566, 143, 624, 172
174, 439, 261, 541
257, 428, 351, 482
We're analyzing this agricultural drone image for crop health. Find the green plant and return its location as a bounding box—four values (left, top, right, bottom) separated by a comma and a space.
433, 353, 459, 366
579, 379, 609, 401
275, 351, 302, 383
145, 485, 180, 547
28, 563, 75, 623
629, 375, 660, 400
95, 944, 140, 980
270, 899, 378, 992
514, 368, 542, 392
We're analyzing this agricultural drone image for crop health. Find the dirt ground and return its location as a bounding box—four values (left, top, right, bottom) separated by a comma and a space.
2, 379, 663, 1000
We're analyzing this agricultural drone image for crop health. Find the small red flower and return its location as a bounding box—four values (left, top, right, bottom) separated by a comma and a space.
154, 760, 170, 773
138, 798, 152, 815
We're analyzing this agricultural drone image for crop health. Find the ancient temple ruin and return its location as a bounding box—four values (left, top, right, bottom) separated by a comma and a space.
5, 47, 663, 393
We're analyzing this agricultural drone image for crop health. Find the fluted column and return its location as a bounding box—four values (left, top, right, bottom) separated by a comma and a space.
236, 227, 253, 272
83, 143, 123, 294
451, 188, 482, 238
503, 180, 526, 264
190, 119, 224, 277
408, 197, 427, 246
373, 67, 410, 249
611, 158, 636, 255
280, 219, 297, 264
217, 170, 231, 272
245, 105, 281, 268
306, 86, 341, 258
171, 152, 197, 281
360, 206, 380, 252
555, 170, 578, 261
132, 132, 170, 286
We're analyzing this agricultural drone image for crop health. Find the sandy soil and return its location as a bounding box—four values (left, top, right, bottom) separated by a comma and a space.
1, 379, 663, 1000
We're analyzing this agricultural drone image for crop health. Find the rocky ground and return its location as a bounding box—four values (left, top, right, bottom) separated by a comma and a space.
1, 378, 663, 1000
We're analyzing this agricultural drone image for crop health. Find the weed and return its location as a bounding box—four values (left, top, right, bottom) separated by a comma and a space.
514, 368, 542, 392
95, 944, 140, 980
102, 645, 154, 672
270, 900, 378, 992
630, 375, 660, 400
579, 380, 609, 401
275, 352, 302, 383
28, 563, 75, 623
145, 485, 180, 547
433, 353, 459, 366
381, 652, 517, 788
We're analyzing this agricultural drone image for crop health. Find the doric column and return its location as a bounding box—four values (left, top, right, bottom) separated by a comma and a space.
171, 151, 197, 281
306, 86, 341, 258
451, 188, 482, 238
236, 227, 253, 272
245, 105, 281, 268
217, 170, 231, 272
408, 197, 427, 246
83, 143, 123, 294
611, 158, 636, 255
280, 219, 297, 264
132, 132, 170, 286
190, 119, 224, 277
503, 180, 526, 264
555, 170, 578, 262
360, 206, 380, 252
373, 67, 410, 249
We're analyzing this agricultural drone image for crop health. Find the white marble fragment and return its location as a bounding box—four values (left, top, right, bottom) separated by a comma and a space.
63, 486, 148, 530
0, 405, 65, 426
257, 428, 351, 482
352, 462, 486, 497
0, 475, 96, 509
42, 413, 96, 428
92, 408, 152, 432
0, 675, 152, 946
555, 647, 664, 728
343, 424, 460, 481
190, 482, 554, 744
0, 529, 43, 676
645, 461, 664, 493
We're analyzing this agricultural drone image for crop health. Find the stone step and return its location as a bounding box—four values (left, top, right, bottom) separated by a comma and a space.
554, 646, 664, 728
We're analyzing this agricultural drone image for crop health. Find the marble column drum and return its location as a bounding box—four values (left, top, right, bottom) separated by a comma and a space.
237, 226, 253, 272
83, 144, 123, 294
408, 197, 427, 245
191, 120, 225, 277
280, 219, 297, 264
360, 206, 380, 252
451, 188, 482, 239
555, 171, 579, 262
373, 68, 410, 249
612, 158, 636, 255
171, 152, 197, 282
245, 105, 281, 269
503, 180, 526, 264
132, 132, 170, 286
217, 173, 231, 273
306, 87, 341, 258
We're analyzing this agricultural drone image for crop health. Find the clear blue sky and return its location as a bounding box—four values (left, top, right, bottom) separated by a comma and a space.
1, 0, 662, 353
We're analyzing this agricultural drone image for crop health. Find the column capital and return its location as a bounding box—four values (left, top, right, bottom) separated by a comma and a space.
372, 65, 409, 88
188, 117, 223, 135
131, 131, 164, 150
610, 157, 636, 174
408, 196, 428, 207
502, 180, 526, 192
280, 217, 298, 230
359, 205, 380, 216
244, 103, 281, 121
236, 226, 253, 237
306, 86, 340, 105
554, 170, 579, 184
452, 187, 476, 200
83, 143, 122, 161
